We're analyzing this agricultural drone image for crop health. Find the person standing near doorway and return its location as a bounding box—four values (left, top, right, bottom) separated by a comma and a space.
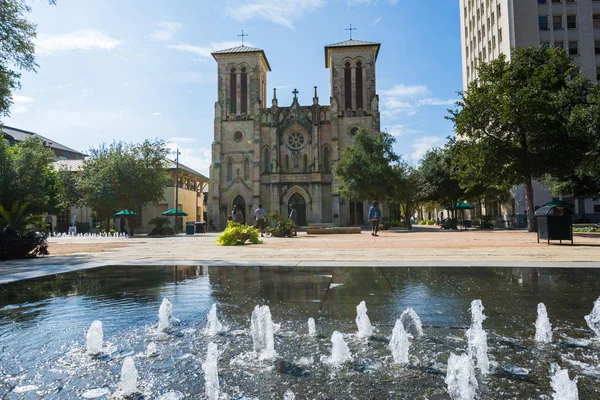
368, 200, 381, 237
254, 204, 267, 237
234, 206, 244, 224
289, 204, 297, 236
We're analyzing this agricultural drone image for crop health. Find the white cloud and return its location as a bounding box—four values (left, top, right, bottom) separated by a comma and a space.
35, 30, 122, 55
410, 136, 444, 161
380, 84, 457, 117
167, 40, 251, 58
373, 17, 383, 25
346, 0, 378, 4
152, 112, 161, 116
389, 0, 399, 4
226, 0, 325, 29
416, 98, 456, 106
11, 95, 34, 114
385, 124, 421, 137
167, 138, 211, 177
380, 84, 429, 98
150, 21, 182, 41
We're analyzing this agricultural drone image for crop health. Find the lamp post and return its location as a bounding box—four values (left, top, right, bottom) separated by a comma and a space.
174, 149, 180, 234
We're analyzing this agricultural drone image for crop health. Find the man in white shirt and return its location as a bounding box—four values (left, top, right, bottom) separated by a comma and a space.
254, 204, 267, 237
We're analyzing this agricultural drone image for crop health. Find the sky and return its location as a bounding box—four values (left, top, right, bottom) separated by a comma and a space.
4, 0, 462, 177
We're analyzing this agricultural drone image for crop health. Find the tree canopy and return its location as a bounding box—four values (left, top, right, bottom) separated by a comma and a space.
0, 136, 59, 214
80, 139, 171, 226
333, 127, 400, 203
1, 0, 55, 118
448, 46, 592, 231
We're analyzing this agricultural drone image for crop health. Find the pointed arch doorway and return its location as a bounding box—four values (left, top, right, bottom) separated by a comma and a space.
232, 195, 246, 223
288, 193, 307, 226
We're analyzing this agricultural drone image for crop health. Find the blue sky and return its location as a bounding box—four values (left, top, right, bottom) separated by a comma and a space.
5, 0, 461, 176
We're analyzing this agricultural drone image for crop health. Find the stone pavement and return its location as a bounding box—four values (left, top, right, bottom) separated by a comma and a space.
1, 225, 600, 283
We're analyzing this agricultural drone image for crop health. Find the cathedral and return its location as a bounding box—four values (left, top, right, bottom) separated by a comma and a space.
208, 38, 381, 229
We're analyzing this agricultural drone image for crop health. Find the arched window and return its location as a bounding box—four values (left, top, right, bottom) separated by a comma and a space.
241, 67, 248, 114
356, 61, 363, 109
229, 68, 237, 114
303, 154, 308, 172
263, 147, 270, 173
285, 154, 289, 171
323, 146, 330, 173
344, 62, 352, 110
227, 159, 233, 181
244, 158, 250, 180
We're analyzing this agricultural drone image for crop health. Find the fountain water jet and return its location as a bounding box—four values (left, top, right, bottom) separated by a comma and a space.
327, 331, 351, 367
389, 319, 410, 364
283, 389, 296, 400
550, 364, 578, 400
119, 356, 138, 396
445, 352, 478, 400
355, 301, 373, 338
466, 299, 490, 375
400, 307, 423, 338
205, 303, 223, 336
85, 320, 103, 355
535, 303, 553, 343
158, 298, 173, 332
250, 305, 275, 360
202, 342, 219, 400
584, 295, 600, 338
308, 318, 316, 337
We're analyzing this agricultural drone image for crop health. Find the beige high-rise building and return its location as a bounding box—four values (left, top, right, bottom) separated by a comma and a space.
460, 0, 600, 91
459, 0, 600, 223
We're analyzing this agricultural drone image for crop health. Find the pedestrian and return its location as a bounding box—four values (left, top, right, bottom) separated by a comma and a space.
254, 204, 267, 237
368, 200, 381, 237
288, 204, 297, 236
235, 206, 244, 224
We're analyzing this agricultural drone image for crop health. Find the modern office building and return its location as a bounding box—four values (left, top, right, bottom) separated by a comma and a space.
460, 0, 600, 91
459, 0, 600, 223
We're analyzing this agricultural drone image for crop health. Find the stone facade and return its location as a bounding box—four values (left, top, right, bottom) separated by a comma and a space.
209, 40, 381, 229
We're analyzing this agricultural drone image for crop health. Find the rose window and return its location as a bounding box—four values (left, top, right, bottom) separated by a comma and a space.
287, 132, 305, 149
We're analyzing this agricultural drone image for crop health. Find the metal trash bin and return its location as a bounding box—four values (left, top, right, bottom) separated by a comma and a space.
535, 206, 573, 244
195, 222, 206, 234
185, 221, 195, 235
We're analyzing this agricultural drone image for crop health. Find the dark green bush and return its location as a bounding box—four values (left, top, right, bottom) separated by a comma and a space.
0, 226, 48, 260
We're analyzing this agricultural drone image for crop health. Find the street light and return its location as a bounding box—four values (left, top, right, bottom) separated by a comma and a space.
174, 148, 180, 234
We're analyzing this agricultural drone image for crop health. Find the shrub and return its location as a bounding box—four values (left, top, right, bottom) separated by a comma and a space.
266, 211, 296, 237
426, 220, 435, 225
216, 222, 262, 245
0, 202, 48, 260
418, 220, 426, 225
76, 222, 91, 234
148, 217, 173, 236
573, 227, 599, 233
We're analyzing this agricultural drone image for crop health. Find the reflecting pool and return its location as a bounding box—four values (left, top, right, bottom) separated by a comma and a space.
1, 266, 600, 399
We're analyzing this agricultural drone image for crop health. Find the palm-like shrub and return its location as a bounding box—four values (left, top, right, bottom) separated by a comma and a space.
0, 201, 49, 260
266, 211, 295, 237
216, 222, 262, 245
148, 217, 174, 236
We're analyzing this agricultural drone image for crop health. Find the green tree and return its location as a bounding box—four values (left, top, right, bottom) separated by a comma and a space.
392, 161, 422, 230
448, 46, 591, 231
80, 139, 170, 230
418, 144, 467, 225
56, 166, 84, 209
1, 0, 55, 117
0, 136, 59, 214
333, 127, 400, 203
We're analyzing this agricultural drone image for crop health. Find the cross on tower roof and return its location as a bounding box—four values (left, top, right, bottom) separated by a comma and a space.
237, 29, 248, 46
345, 23, 356, 40
292, 88, 299, 99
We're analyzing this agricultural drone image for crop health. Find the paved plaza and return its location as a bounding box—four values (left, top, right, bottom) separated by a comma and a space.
1, 225, 600, 283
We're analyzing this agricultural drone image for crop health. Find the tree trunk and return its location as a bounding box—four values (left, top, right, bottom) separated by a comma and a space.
524, 178, 537, 232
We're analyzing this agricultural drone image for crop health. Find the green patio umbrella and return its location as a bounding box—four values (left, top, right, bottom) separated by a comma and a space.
113, 209, 137, 216
445, 202, 475, 210
541, 200, 574, 208
162, 208, 188, 216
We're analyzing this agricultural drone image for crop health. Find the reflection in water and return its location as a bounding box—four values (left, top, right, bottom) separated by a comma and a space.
1, 266, 600, 398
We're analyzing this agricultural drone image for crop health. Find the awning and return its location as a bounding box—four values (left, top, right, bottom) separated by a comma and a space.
445, 202, 475, 210
162, 208, 188, 216
541, 200, 574, 208
114, 209, 137, 216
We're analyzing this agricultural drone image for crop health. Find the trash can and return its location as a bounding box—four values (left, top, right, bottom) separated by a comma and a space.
535, 206, 573, 244
195, 222, 206, 234
185, 221, 195, 235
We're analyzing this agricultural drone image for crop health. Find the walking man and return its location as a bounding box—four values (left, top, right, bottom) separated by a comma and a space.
368, 200, 381, 237
254, 204, 267, 237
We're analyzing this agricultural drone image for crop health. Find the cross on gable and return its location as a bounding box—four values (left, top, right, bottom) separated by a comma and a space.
345, 23, 356, 40
292, 88, 299, 99
237, 29, 248, 46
